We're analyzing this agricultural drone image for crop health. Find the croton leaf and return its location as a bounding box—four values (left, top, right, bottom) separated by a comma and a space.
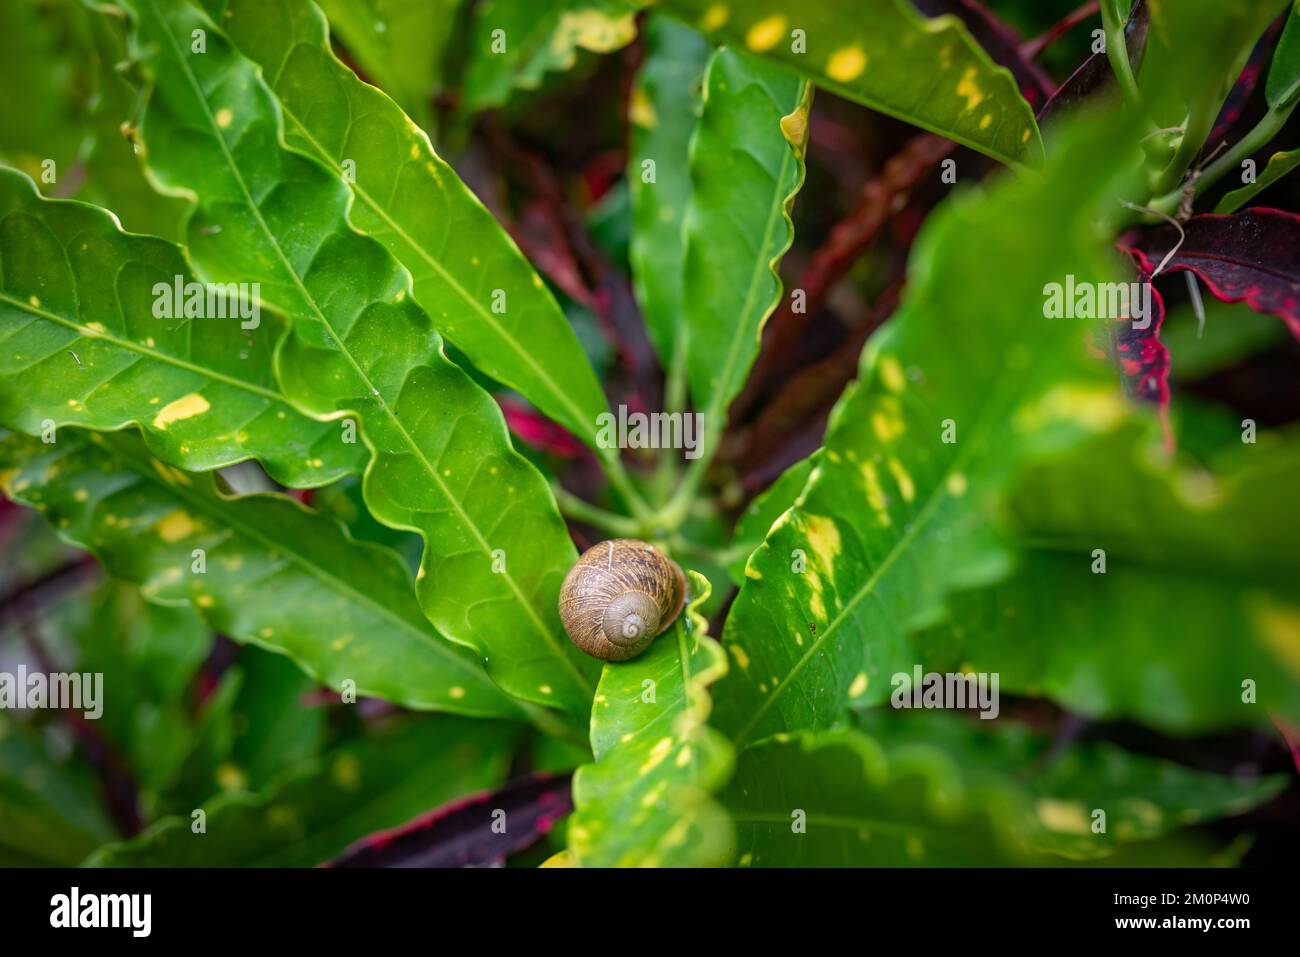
568, 571, 736, 867
1123, 209, 1300, 340
331, 771, 571, 867
726, 455, 813, 586
1215, 149, 1300, 213
1137, 0, 1288, 130
314, 0, 459, 125
627, 13, 711, 365
1265, 0, 1300, 110
206, 0, 615, 458
914, 421, 1300, 733
460, 0, 644, 112
0, 428, 525, 720
660, 0, 1043, 168
84, 716, 519, 866
723, 728, 1035, 866
0, 168, 363, 488
712, 110, 1141, 748
681, 48, 810, 452
0, 715, 118, 866
119, 0, 599, 717
851, 712, 1287, 861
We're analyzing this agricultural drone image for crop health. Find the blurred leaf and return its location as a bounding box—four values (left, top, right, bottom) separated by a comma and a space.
228, 648, 325, 791
74, 582, 211, 812
120, 0, 598, 719
0, 716, 117, 865
461, 0, 643, 112
208, 0, 613, 455
1162, 299, 1286, 378
331, 771, 570, 866
628, 13, 711, 365
315, 0, 460, 125
0, 167, 364, 488
681, 48, 809, 448
1265, 1, 1300, 109
661, 0, 1043, 167
914, 422, 1300, 732
1138, 0, 1287, 128
724, 729, 1034, 865
714, 111, 1140, 748
85, 716, 519, 865
853, 711, 1287, 860
726, 456, 813, 585
0, 428, 524, 719
569, 571, 735, 866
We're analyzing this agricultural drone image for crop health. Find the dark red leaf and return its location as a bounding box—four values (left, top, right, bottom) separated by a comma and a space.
327, 772, 573, 868
1207, 16, 1284, 146
1037, 0, 1148, 125
1122, 209, 1300, 340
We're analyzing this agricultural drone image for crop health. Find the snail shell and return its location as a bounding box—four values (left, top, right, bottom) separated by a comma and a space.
558, 539, 686, 661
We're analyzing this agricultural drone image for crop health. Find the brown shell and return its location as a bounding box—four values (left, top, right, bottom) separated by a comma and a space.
558, 539, 687, 661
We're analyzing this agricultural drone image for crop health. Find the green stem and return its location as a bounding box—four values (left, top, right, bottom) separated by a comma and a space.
1147, 102, 1296, 217
553, 484, 643, 537
1150, 96, 1215, 196
1101, 2, 1145, 119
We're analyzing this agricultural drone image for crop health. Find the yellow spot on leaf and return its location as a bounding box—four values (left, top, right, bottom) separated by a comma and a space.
215, 107, 234, 129
848, 672, 869, 698
729, 644, 751, 670
804, 513, 842, 569
887, 459, 915, 503
745, 14, 786, 51
956, 67, 984, 111
153, 393, 210, 429
945, 472, 968, 497
744, 564, 763, 580
630, 87, 656, 128
879, 355, 906, 393
700, 4, 729, 31
449, 686, 466, 699
826, 46, 867, 83
1036, 798, 1090, 834
156, 510, 198, 543
196, 594, 215, 609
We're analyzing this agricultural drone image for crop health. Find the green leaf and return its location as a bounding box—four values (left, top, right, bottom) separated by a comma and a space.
0, 716, 118, 865
713, 110, 1141, 748
0, 167, 364, 488
74, 582, 213, 812
569, 571, 736, 866
727, 716, 1284, 866
660, 0, 1043, 168
681, 48, 810, 453
726, 455, 813, 585
0, 428, 524, 720
628, 13, 712, 364
1139, 0, 1288, 127
1265, 1, 1300, 110
315, 0, 459, 124
207, 0, 614, 456
461, 0, 643, 112
1215, 147, 1300, 213
914, 422, 1300, 733
84, 716, 519, 865
724, 729, 1034, 866
119, 0, 599, 717
854, 712, 1286, 861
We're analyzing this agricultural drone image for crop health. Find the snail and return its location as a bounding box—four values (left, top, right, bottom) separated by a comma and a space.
558, 539, 686, 661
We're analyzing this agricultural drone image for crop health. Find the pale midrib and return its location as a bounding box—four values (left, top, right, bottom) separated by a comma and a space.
280, 107, 607, 461
733, 391, 997, 748
99, 433, 507, 699
697, 86, 803, 449
0, 292, 284, 404
146, 0, 593, 697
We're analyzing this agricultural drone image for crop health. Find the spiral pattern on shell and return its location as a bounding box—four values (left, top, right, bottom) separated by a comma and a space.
558, 539, 687, 661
